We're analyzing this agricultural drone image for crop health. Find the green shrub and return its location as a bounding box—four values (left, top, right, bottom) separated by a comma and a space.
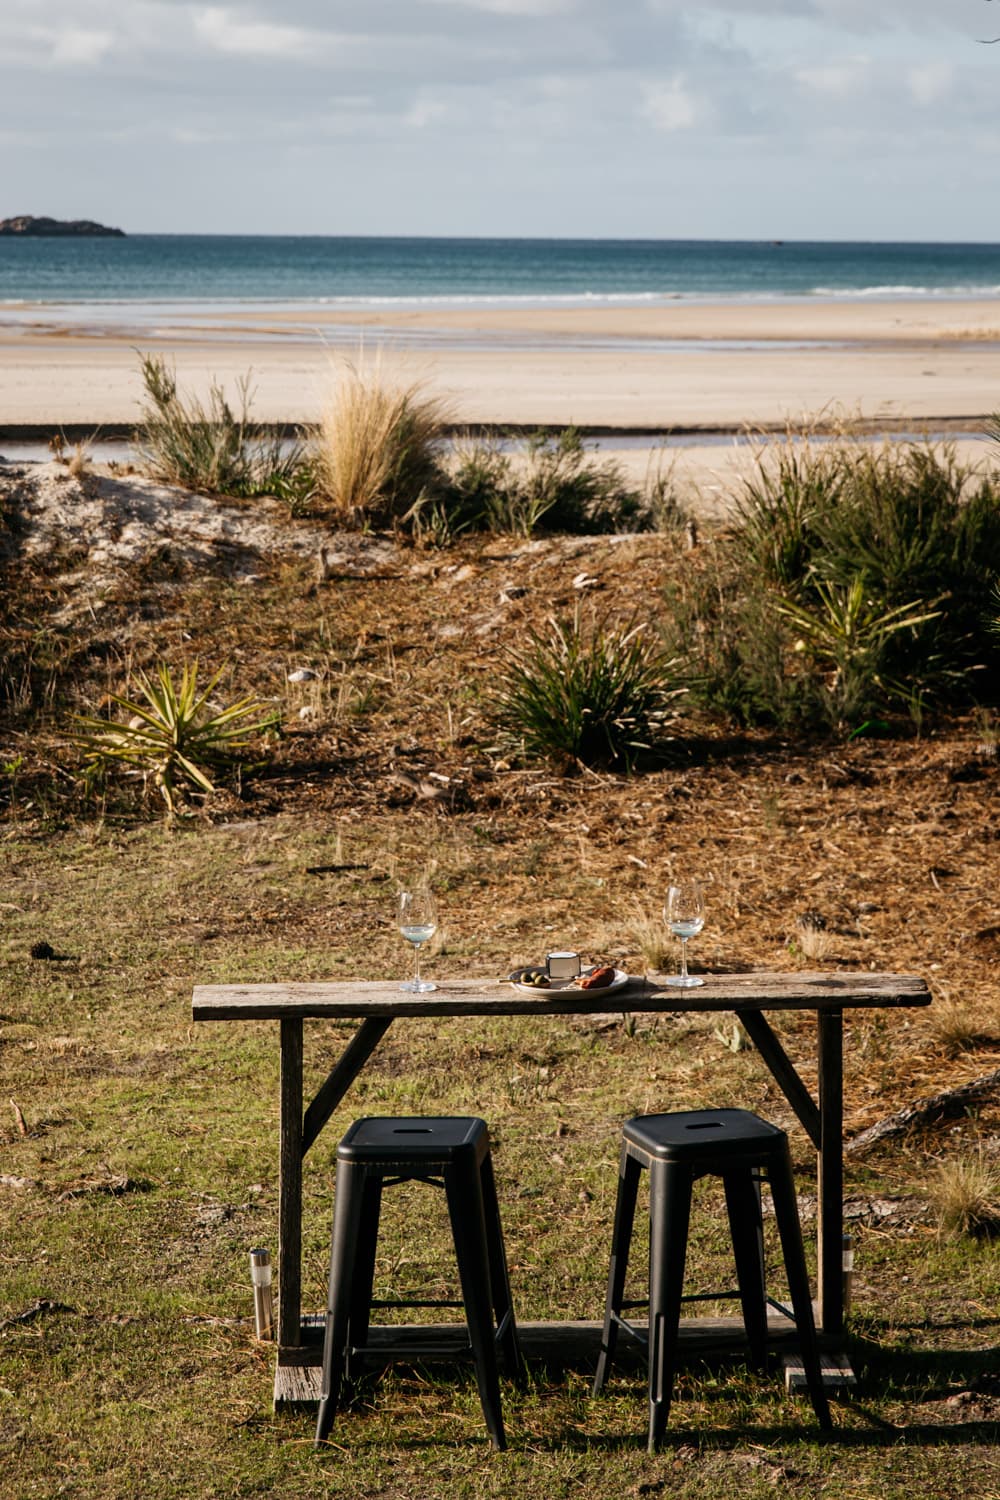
662, 548, 823, 731
424, 428, 649, 541
733, 434, 843, 588
488, 613, 683, 770
808, 444, 1000, 684
518, 428, 645, 534
73, 661, 278, 814
685, 434, 1000, 733
134, 353, 313, 508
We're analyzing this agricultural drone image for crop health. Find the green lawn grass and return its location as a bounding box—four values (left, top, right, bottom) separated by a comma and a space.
2, 820, 998, 1499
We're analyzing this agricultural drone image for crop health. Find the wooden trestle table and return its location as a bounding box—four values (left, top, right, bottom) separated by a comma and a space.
191, 970, 930, 1407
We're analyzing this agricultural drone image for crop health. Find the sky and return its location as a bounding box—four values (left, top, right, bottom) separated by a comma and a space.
1, 0, 998, 239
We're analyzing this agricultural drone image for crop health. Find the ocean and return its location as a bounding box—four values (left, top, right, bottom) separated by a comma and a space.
2, 235, 1000, 309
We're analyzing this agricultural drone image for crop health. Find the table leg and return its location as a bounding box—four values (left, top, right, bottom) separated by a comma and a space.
816, 1009, 844, 1337
278, 1017, 304, 1350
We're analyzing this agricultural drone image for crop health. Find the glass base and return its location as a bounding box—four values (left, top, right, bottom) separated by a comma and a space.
664, 974, 705, 988
399, 978, 437, 993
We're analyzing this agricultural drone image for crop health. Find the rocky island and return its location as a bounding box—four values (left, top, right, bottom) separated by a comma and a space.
0, 215, 125, 237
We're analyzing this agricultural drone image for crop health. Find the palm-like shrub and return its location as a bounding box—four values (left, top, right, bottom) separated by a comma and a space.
489, 614, 683, 770
134, 353, 312, 507
774, 579, 941, 731
681, 433, 1000, 733
74, 662, 278, 813
809, 443, 1000, 680
315, 365, 451, 526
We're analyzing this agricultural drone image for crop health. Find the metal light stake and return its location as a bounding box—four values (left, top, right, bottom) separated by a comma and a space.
842, 1234, 855, 1316
249, 1247, 274, 1341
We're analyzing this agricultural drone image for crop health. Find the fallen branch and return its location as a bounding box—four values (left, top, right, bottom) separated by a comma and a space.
846, 1068, 1000, 1154
305, 862, 370, 875
0, 1299, 73, 1333
55, 1174, 154, 1201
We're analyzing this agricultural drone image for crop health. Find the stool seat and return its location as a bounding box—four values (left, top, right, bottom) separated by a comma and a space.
594, 1107, 833, 1450
315, 1115, 523, 1452
623, 1108, 786, 1163
336, 1115, 490, 1166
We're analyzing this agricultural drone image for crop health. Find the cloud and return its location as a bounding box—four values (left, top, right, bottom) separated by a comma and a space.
193, 5, 319, 58
424, 0, 575, 12
796, 56, 870, 99
50, 27, 115, 65
403, 93, 450, 129
907, 61, 955, 107
641, 76, 701, 132
0, 0, 996, 235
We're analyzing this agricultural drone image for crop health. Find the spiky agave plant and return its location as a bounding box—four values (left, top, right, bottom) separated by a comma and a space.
74, 661, 278, 813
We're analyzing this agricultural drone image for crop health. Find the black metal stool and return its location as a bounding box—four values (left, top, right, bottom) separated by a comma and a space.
593, 1108, 832, 1449
314, 1116, 523, 1450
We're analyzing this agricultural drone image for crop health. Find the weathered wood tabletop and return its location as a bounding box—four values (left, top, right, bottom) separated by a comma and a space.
192, 970, 929, 1020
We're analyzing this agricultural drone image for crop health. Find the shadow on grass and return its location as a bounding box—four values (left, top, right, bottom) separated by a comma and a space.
538, 1417, 1000, 1454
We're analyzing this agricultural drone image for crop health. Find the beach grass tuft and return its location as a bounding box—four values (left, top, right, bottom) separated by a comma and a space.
315, 361, 451, 526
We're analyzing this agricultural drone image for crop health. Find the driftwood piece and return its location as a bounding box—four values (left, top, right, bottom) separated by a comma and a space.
846, 1067, 1000, 1154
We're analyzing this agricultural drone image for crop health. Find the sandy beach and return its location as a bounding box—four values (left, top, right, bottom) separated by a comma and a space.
2, 296, 998, 504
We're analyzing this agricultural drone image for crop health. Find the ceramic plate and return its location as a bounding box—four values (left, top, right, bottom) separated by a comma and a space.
509, 967, 631, 996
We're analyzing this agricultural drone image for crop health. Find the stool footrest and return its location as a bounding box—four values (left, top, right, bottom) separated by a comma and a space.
369, 1298, 463, 1310
622, 1287, 747, 1310
351, 1339, 474, 1360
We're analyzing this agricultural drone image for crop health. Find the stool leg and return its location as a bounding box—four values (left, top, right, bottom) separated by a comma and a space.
315, 1161, 368, 1447
768, 1146, 833, 1431
593, 1146, 642, 1395
445, 1158, 507, 1450
723, 1167, 768, 1370
479, 1152, 525, 1386
647, 1161, 692, 1453
344, 1175, 383, 1389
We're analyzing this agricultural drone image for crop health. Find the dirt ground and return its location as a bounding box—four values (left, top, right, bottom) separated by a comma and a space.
1, 455, 999, 1144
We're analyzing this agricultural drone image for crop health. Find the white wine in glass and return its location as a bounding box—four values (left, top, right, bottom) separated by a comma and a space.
664, 880, 705, 988
397, 888, 437, 993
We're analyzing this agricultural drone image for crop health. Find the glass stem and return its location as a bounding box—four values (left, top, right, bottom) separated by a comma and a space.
679, 937, 689, 983
413, 942, 422, 989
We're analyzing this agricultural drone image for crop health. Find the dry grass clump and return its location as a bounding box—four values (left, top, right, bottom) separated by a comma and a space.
926, 996, 1000, 1057
48, 432, 93, 477
315, 363, 451, 526
929, 1150, 1000, 1238
629, 907, 672, 971
790, 916, 837, 963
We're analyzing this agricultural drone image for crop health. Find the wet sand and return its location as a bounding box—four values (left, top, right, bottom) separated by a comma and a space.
1, 297, 997, 506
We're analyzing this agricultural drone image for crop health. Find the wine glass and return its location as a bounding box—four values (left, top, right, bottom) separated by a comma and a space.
396, 888, 438, 993
664, 879, 705, 988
